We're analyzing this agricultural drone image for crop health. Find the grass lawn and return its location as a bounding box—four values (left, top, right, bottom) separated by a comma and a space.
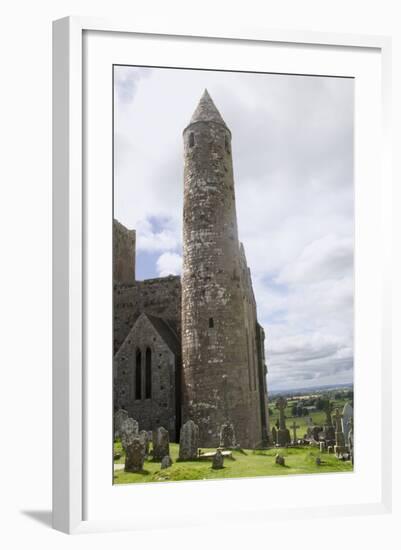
113, 442, 353, 485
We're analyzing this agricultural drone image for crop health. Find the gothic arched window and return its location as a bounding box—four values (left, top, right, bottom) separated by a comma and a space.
145, 347, 152, 399
135, 349, 142, 400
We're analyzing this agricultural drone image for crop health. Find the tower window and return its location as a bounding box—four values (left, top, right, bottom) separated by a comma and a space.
225, 135, 231, 154
135, 349, 142, 400
145, 347, 152, 399
189, 132, 195, 148
209, 317, 214, 328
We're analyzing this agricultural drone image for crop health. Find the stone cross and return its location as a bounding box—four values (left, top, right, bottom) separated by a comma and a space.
290, 420, 300, 443
342, 402, 353, 442
276, 397, 287, 430
333, 408, 343, 432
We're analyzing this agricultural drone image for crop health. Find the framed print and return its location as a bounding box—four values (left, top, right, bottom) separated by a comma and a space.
52, 17, 392, 534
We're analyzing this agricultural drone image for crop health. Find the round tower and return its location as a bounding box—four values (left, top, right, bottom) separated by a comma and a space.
181, 90, 262, 448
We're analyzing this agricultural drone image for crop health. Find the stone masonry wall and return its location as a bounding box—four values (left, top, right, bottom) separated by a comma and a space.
114, 276, 181, 354
114, 314, 178, 440
181, 97, 264, 448
113, 219, 136, 283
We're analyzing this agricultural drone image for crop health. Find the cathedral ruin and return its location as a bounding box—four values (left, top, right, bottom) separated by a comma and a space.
114, 90, 269, 448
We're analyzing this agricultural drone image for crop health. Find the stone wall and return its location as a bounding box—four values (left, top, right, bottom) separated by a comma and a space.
113, 219, 136, 283
114, 275, 181, 354
181, 91, 267, 448
114, 313, 179, 440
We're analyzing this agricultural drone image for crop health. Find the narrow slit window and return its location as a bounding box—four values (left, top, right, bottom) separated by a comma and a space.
135, 349, 142, 400
145, 347, 152, 399
209, 317, 214, 328
189, 132, 195, 148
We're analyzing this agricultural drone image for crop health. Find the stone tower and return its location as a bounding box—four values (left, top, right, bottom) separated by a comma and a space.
181, 90, 265, 448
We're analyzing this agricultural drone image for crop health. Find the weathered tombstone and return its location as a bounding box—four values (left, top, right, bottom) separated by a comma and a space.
120, 418, 139, 450
152, 426, 170, 461
219, 422, 236, 449
333, 408, 346, 455
114, 409, 129, 440
315, 456, 322, 466
276, 397, 291, 446
348, 417, 354, 465
275, 454, 285, 466
161, 455, 173, 469
179, 420, 199, 460
212, 449, 224, 470
139, 430, 149, 457
319, 441, 326, 453
290, 420, 300, 444
342, 402, 353, 444
271, 426, 277, 444
124, 437, 146, 472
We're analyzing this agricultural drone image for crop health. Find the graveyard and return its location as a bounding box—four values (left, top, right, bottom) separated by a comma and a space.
114, 441, 353, 484
113, 387, 354, 485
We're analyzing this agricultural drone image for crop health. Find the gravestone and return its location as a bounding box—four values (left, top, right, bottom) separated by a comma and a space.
114, 409, 129, 440
342, 402, 353, 444
319, 441, 326, 453
179, 420, 199, 460
275, 454, 285, 466
139, 430, 149, 457
161, 455, 173, 469
212, 449, 224, 470
348, 417, 354, 465
271, 426, 277, 444
120, 418, 139, 450
124, 437, 145, 472
219, 422, 236, 449
333, 408, 346, 455
276, 397, 291, 446
290, 420, 300, 444
152, 426, 170, 461
315, 457, 321, 466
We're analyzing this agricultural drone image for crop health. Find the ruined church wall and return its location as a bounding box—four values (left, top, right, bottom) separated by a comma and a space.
114, 316, 178, 440
114, 275, 181, 354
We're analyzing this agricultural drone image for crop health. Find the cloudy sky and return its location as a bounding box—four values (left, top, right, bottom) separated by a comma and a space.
114, 65, 354, 391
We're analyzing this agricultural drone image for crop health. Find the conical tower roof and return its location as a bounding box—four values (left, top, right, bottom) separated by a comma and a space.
188, 89, 229, 130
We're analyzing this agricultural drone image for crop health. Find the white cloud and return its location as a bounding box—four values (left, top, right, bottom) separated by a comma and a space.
156, 252, 182, 277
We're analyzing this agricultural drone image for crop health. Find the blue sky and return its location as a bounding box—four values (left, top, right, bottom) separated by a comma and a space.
114, 66, 354, 391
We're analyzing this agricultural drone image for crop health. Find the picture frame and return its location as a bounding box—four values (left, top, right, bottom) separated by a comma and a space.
52, 16, 392, 534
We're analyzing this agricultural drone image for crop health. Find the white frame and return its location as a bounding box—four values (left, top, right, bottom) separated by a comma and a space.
52, 16, 392, 534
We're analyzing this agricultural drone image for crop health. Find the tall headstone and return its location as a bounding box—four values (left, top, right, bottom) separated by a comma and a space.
114, 409, 129, 440
342, 402, 353, 443
276, 397, 291, 446
219, 422, 236, 449
179, 420, 199, 460
333, 408, 346, 455
120, 418, 139, 450
139, 430, 149, 457
290, 420, 300, 444
124, 437, 146, 472
152, 426, 170, 461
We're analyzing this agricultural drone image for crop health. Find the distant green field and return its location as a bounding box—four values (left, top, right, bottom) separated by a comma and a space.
114, 442, 353, 485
